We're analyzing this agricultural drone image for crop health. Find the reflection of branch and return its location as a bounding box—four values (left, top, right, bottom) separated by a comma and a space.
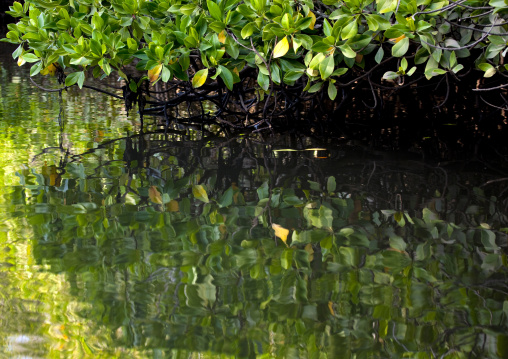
30, 77, 68, 92
82, 84, 123, 99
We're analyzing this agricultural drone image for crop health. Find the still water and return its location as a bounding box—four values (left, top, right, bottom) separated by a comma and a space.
1, 45, 508, 358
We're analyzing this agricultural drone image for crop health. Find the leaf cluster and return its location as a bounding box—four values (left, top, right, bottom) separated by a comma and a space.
3, 0, 508, 98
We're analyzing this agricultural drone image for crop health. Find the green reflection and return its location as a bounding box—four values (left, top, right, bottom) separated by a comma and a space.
0, 45, 507, 359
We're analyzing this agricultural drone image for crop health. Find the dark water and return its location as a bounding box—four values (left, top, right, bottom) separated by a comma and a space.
1, 44, 508, 358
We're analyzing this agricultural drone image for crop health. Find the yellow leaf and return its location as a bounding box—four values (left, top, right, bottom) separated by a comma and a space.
192, 68, 208, 88
305, 243, 314, 262
41, 63, 57, 76
148, 63, 162, 83
167, 200, 179, 212
192, 184, 209, 203
390, 34, 406, 44
218, 30, 227, 44
308, 11, 316, 30
328, 301, 335, 315
17, 56, 26, 67
272, 223, 289, 245
273, 36, 289, 59
148, 186, 163, 204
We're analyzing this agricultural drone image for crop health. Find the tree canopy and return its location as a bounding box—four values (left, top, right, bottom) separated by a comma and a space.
2, 0, 508, 110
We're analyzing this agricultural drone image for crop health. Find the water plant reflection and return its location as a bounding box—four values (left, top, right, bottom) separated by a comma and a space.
10, 132, 508, 358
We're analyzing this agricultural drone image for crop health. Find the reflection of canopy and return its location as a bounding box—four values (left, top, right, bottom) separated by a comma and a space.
14, 130, 508, 357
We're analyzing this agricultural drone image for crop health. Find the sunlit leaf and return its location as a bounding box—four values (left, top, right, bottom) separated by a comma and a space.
148, 63, 162, 83
192, 68, 208, 88
273, 36, 289, 58
272, 223, 290, 245
308, 11, 316, 30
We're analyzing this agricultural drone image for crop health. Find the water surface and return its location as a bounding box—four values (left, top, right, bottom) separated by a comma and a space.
1, 44, 508, 358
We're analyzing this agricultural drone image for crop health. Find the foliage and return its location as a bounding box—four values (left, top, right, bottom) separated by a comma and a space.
3, 0, 508, 102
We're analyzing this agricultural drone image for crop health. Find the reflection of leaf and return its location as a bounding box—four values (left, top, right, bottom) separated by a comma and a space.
328, 301, 334, 315
166, 200, 179, 212
327, 176, 336, 193
192, 184, 209, 203
197, 274, 216, 306
272, 223, 289, 245
148, 186, 162, 204
219, 187, 234, 207
382, 250, 411, 270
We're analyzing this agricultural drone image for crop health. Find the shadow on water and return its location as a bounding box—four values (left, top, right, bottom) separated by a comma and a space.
1, 43, 508, 358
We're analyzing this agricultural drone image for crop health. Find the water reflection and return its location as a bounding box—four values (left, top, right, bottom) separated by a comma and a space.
1, 44, 508, 358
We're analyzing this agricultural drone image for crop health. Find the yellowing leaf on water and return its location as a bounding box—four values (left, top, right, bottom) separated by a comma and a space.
148, 63, 162, 83
41, 63, 58, 76
167, 199, 179, 212
272, 223, 290, 245
148, 186, 163, 204
193, 184, 209, 203
273, 36, 289, 58
328, 301, 335, 315
218, 30, 227, 44
192, 68, 208, 88
305, 243, 314, 262
390, 34, 406, 44
308, 11, 316, 30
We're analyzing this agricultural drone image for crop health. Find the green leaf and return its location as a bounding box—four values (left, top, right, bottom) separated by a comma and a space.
192, 68, 208, 88
65, 71, 85, 88
283, 70, 304, 83
161, 66, 171, 82
392, 37, 410, 57
30, 61, 43, 76
328, 81, 337, 100
219, 187, 234, 207
21, 53, 40, 63
207, 0, 223, 21
241, 22, 256, 39
257, 71, 270, 91
375, 46, 384, 64
339, 44, 356, 58
218, 65, 233, 90
366, 15, 379, 31
319, 55, 335, 80
295, 17, 312, 30
308, 81, 323, 93
341, 19, 358, 40
327, 176, 336, 193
